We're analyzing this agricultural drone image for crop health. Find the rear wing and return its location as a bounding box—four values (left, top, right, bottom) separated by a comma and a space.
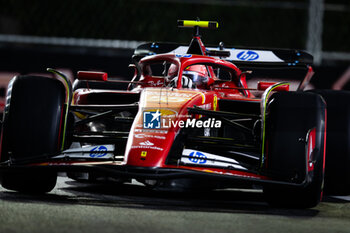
133, 42, 313, 68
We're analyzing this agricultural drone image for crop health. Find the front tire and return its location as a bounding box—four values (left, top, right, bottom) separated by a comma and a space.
0, 75, 66, 193
263, 91, 326, 208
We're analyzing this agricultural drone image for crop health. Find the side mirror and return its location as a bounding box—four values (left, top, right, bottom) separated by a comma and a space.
77, 71, 108, 81
257, 81, 289, 91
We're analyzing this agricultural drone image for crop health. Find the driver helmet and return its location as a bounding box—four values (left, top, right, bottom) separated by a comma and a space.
183, 65, 209, 88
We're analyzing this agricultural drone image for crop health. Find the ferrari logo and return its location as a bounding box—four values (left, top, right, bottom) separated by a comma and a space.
141, 151, 147, 160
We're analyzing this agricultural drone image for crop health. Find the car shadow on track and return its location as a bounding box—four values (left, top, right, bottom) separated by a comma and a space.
0, 178, 325, 217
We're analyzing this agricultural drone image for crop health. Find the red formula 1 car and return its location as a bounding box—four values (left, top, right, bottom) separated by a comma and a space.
0, 20, 349, 208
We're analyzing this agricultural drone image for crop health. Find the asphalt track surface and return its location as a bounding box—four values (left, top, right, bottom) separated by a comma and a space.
1, 176, 350, 233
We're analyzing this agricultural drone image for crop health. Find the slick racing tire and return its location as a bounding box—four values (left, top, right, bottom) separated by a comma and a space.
311, 90, 350, 195
0, 75, 66, 193
263, 91, 326, 208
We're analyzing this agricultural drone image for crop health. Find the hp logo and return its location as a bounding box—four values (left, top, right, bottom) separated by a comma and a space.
237, 50, 259, 61
188, 151, 207, 164
90, 146, 107, 158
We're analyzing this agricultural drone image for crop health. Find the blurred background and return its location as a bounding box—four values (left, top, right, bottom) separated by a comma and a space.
0, 0, 349, 91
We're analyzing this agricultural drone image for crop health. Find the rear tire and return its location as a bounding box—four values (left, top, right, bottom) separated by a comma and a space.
0, 75, 65, 193
311, 90, 350, 195
263, 91, 326, 208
